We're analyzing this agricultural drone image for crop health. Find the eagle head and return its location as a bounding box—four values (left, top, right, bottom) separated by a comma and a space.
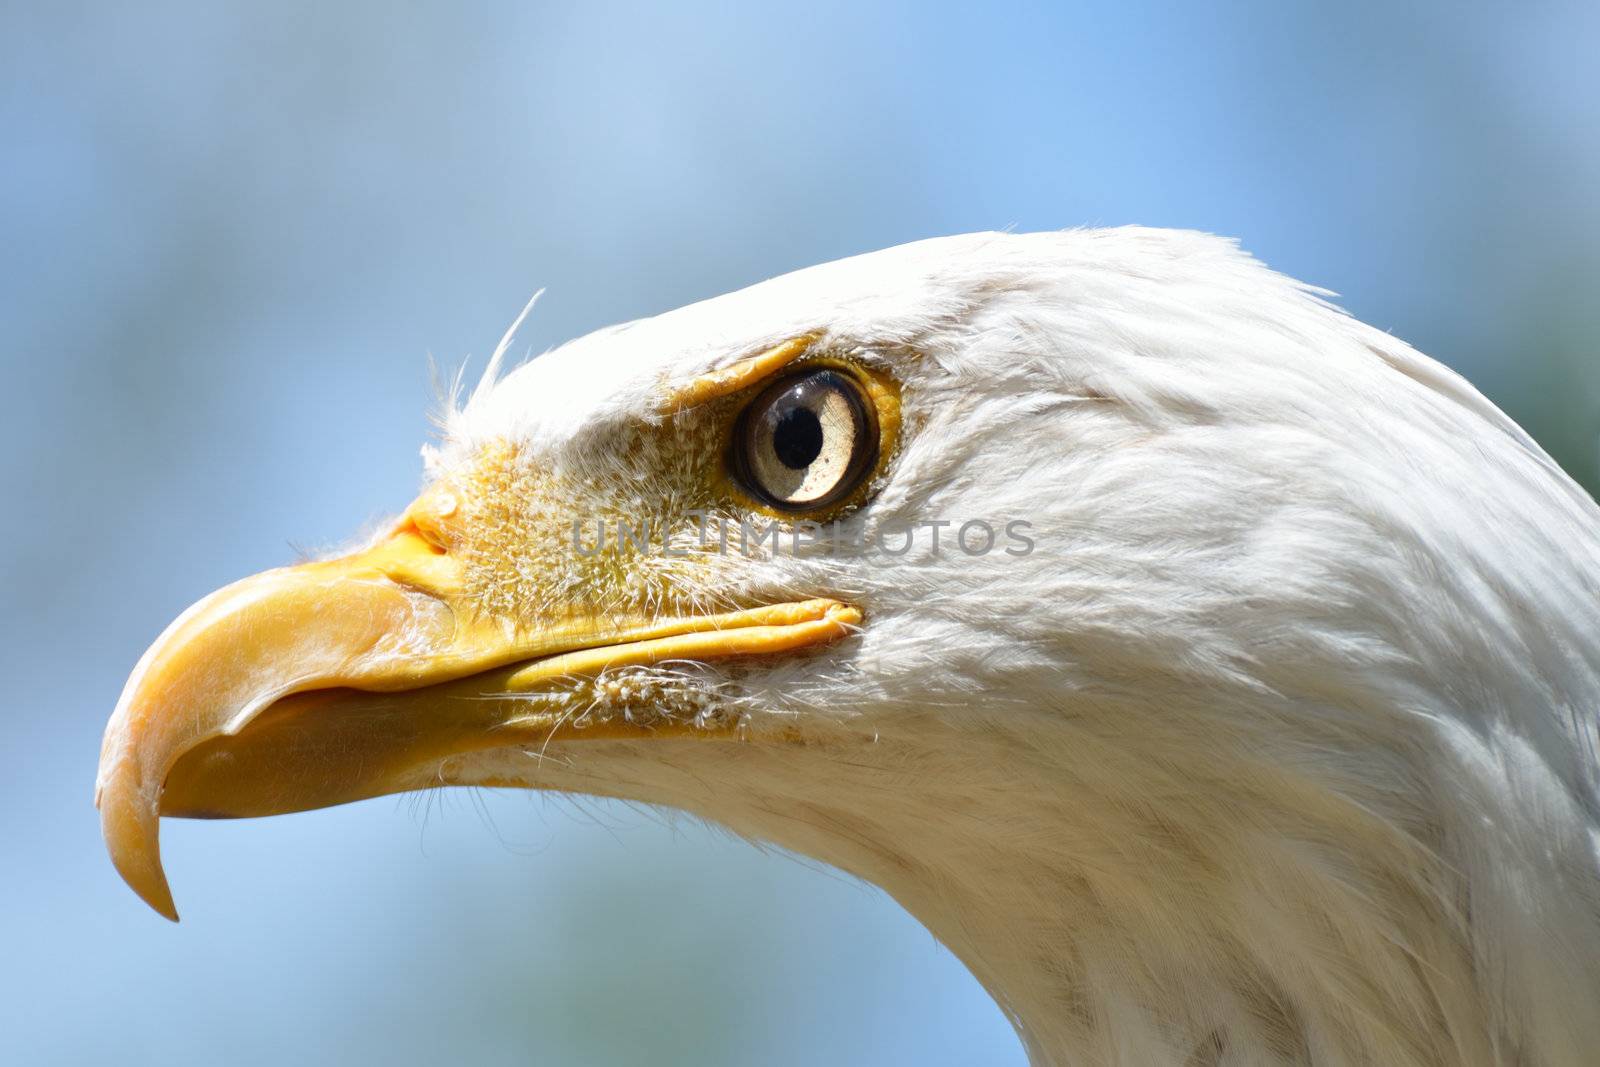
98, 229, 1600, 1066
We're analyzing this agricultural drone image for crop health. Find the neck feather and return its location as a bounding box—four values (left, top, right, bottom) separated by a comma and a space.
465, 681, 1600, 1066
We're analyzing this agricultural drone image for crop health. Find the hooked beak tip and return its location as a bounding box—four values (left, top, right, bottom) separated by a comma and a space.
98, 767, 179, 922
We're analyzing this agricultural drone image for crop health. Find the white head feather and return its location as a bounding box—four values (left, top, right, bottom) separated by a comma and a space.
391, 229, 1600, 1064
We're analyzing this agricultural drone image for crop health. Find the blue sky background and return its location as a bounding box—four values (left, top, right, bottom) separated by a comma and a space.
3, 3, 1597, 1064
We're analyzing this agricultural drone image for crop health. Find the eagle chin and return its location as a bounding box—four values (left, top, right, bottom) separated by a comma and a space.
99, 229, 1600, 1066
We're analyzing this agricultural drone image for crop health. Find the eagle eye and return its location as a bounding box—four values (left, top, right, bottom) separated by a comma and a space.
731, 367, 878, 512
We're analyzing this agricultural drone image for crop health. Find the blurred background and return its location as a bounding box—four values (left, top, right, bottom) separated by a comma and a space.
3, 2, 1597, 1064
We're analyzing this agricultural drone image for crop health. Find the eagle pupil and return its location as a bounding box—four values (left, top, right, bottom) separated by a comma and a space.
773, 406, 824, 469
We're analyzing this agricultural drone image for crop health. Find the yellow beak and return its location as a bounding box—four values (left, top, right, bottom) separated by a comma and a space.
96, 490, 859, 921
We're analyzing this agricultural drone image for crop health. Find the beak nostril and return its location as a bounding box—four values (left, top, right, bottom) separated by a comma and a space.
405, 520, 449, 555
402, 490, 457, 554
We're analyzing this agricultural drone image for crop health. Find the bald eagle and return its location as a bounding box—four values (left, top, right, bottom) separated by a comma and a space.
98, 229, 1600, 1066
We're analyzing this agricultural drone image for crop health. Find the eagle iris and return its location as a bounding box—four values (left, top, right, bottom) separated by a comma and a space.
732, 367, 877, 512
